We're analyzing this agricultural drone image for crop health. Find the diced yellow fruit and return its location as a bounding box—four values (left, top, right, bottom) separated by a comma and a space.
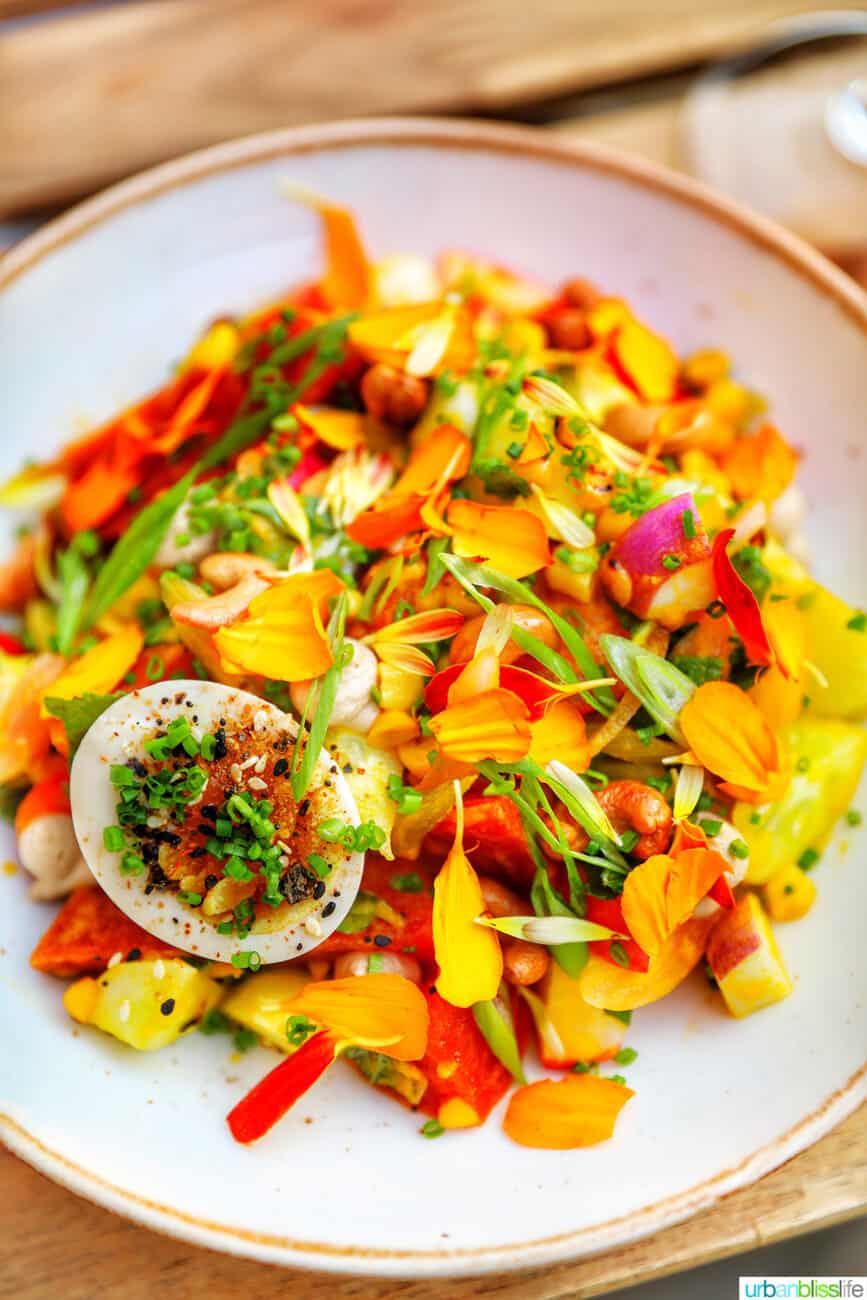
532, 961, 626, 1065
762, 543, 867, 719
705, 378, 764, 429
221, 970, 311, 1052
64, 959, 222, 1051
378, 661, 423, 712
763, 864, 817, 922
735, 717, 867, 884
545, 558, 596, 605
682, 348, 730, 389
326, 728, 402, 861
182, 320, 241, 372
707, 894, 793, 1018
438, 1097, 481, 1129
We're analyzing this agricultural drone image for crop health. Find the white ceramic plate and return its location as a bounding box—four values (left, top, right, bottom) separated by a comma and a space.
0, 119, 865, 1278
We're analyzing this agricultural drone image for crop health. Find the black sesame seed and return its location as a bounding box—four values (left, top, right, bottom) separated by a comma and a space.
160, 998, 175, 1016
126, 948, 141, 962
204, 874, 218, 890
201, 805, 218, 821
313, 881, 326, 900
190, 845, 207, 858
213, 727, 227, 759
322, 901, 336, 917
298, 799, 310, 817
273, 757, 289, 777
373, 934, 391, 948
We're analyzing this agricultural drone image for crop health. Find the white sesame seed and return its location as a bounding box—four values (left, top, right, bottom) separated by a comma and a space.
254, 754, 267, 774
253, 709, 269, 734
107, 950, 123, 968
278, 853, 290, 868
118, 999, 131, 1023
241, 755, 258, 770
230, 763, 243, 783
153, 959, 165, 981
248, 776, 267, 790
146, 814, 164, 829
277, 839, 292, 853
303, 916, 322, 938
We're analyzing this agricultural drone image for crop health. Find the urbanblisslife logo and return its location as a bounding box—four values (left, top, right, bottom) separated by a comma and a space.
739, 1281, 866, 1299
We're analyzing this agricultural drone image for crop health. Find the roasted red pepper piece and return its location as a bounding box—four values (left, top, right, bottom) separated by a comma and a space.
227, 1028, 340, 1143
585, 895, 650, 974
417, 992, 512, 1124
0, 630, 26, 655
30, 886, 181, 977
307, 856, 435, 961
426, 795, 536, 887
711, 528, 773, 667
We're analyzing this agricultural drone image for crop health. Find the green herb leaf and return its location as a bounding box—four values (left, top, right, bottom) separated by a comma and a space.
290, 592, 348, 801
55, 545, 90, 655
600, 634, 696, 743
43, 691, 124, 755
473, 993, 526, 1084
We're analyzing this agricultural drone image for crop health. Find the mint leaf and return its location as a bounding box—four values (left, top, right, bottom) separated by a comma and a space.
44, 692, 123, 754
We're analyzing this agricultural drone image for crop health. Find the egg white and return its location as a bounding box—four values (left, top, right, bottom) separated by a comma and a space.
70, 681, 364, 963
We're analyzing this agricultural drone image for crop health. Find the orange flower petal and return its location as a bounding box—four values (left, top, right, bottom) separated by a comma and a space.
371, 608, 464, 645
446, 498, 551, 579
43, 624, 143, 708
680, 681, 781, 795
432, 787, 503, 1008
0, 653, 64, 784
216, 592, 331, 682
612, 318, 678, 402
430, 688, 531, 764
287, 974, 429, 1061
153, 366, 226, 454
529, 698, 589, 770
348, 302, 449, 365
722, 423, 798, 503
621, 848, 730, 957
764, 598, 806, 682
395, 426, 472, 498
447, 646, 500, 704
579, 915, 716, 1011
367, 709, 420, 749
503, 1075, 633, 1149
311, 200, 371, 310
294, 405, 367, 451
248, 570, 344, 620
375, 642, 435, 676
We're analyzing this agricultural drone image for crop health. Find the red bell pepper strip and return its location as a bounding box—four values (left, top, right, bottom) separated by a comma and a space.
428, 795, 536, 888
585, 896, 650, 973
417, 992, 512, 1125
711, 528, 773, 667
0, 630, 26, 655
227, 1029, 340, 1144
308, 856, 435, 961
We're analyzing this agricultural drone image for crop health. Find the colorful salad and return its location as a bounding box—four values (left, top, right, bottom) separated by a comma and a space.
3, 193, 865, 1150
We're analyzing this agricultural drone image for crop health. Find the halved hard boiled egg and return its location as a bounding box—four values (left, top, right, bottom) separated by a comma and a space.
70, 681, 364, 964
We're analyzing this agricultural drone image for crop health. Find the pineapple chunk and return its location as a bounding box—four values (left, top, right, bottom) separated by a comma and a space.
64, 959, 222, 1050
706, 894, 793, 1018
221, 970, 311, 1051
734, 718, 867, 884
763, 864, 817, 922
524, 962, 626, 1066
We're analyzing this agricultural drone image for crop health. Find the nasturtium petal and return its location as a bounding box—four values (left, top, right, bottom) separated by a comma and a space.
433, 787, 503, 1008
503, 1074, 633, 1149
430, 688, 531, 764
216, 593, 331, 682
287, 974, 429, 1062
42, 623, 143, 709
680, 680, 781, 794
446, 498, 551, 579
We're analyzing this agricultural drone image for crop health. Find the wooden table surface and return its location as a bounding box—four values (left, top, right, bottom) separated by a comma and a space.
2, 1106, 864, 1299
2, 2, 866, 1294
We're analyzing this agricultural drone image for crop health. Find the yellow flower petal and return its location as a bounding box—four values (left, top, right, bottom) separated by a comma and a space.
281, 183, 371, 310
680, 681, 781, 795
529, 698, 589, 770
446, 498, 551, 579
621, 848, 728, 957
287, 973, 428, 1060
433, 784, 503, 1008
294, 405, 367, 451
215, 581, 333, 682
430, 688, 531, 764
42, 623, 143, 710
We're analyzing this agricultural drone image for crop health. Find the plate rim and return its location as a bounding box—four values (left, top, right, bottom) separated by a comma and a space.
1, 114, 866, 1277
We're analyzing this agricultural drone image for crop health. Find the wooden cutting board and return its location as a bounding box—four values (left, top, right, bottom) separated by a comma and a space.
2, 0, 866, 215
0, 1104, 864, 1299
